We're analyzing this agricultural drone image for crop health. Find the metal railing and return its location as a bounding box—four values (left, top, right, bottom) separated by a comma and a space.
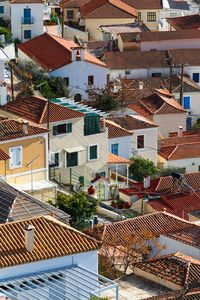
21, 16, 34, 24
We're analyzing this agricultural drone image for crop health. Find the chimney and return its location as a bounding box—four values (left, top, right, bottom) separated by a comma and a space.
23, 120, 29, 134
177, 126, 183, 137
24, 224, 35, 251
0, 81, 7, 106
139, 81, 144, 90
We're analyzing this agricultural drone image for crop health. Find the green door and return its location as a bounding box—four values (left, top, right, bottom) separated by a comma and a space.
96, 182, 105, 201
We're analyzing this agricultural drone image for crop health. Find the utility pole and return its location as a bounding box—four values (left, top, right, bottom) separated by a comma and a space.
9, 60, 14, 101
62, 6, 64, 38
47, 98, 50, 151
180, 64, 184, 106
169, 57, 173, 94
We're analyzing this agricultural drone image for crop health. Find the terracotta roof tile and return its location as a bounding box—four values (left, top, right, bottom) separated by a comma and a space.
148, 192, 200, 220
159, 135, 200, 147
0, 119, 49, 141
170, 128, 200, 137
133, 252, 200, 287
0, 149, 9, 161
18, 33, 107, 72
3, 96, 85, 124
123, 0, 163, 9
106, 114, 158, 130
108, 152, 133, 164
165, 226, 200, 249
0, 215, 100, 268
102, 211, 194, 246
158, 143, 200, 160
145, 289, 200, 300
81, 0, 138, 18
10, 0, 43, 3
166, 14, 200, 30
60, 0, 89, 8
103, 119, 133, 139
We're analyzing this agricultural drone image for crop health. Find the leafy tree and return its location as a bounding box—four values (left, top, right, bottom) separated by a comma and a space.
194, 118, 200, 129
99, 230, 167, 278
0, 27, 12, 41
88, 87, 118, 112
56, 192, 99, 228
157, 167, 186, 177
129, 156, 157, 182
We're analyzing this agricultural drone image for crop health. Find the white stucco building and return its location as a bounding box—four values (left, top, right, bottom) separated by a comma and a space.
18, 32, 108, 99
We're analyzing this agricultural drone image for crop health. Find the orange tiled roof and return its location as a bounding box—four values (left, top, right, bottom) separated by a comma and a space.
169, 128, 200, 137
103, 119, 133, 139
133, 252, 200, 287
158, 143, 200, 160
0, 119, 49, 141
18, 33, 107, 72
3, 96, 85, 124
10, 0, 43, 2
159, 135, 200, 147
148, 191, 200, 220
166, 14, 200, 30
0, 215, 100, 269
0, 149, 10, 161
108, 152, 133, 164
102, 211, 195, 246
81, 0, 138, 18
106, 114, 158, 130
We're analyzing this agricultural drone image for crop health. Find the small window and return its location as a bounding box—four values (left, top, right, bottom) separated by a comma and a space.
50, 152, 60, 167
9, 146, 22, 168
147, 12, 156, 22
0, 6, 4, 14
89, 145, 98, 160
111, 144, 118, 156
183, 96, 191, 109
88, 76, 94, 85
64, 77, 69, 87
53, 123, 72, 135
24, 30, 31, 39
66, 151, 78, 167
193, 73, 199, 83
137, 135, 144, 149
152, 73, 161, 77
137, 12, 141, 21
67, 10, 74, 19
125, 70, 131, 75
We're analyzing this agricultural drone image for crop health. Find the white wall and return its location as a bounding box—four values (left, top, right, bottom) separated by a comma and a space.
0, 250, 98, 281
131, 127, 158, 165
0, 1, 10, 20
161, 157, 200, 173
0, 59, 4, 82
141, 38, 200, 51
50, 59, 107, 99
159, 235, 200, 260
109, 136, 132, 160
11, 3, 44, 41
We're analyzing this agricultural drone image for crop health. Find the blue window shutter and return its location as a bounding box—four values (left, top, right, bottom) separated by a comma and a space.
111, 144, 118, 156
193, 73, 199, 83
0, 6, 4, 14
24, 30, 31, 39
183, 96, 191, 109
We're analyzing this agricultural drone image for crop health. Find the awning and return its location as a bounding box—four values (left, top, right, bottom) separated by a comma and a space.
108, 152, 133, 165
65, 146, 85, 153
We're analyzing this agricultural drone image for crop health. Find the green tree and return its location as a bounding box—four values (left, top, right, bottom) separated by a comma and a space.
0, 27, 12, 41
194, 118, 200, 129
157, 167, 186, 177
56, 192, 99, 228
129, 156, 157, 181
88, 87, 118, 112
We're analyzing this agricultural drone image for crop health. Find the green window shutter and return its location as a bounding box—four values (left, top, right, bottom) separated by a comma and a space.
67, 123, 72, 133
67, 152, 78, 167
53, 125, 58, 136
90, 145, 97, 160
54, 153, 59, 166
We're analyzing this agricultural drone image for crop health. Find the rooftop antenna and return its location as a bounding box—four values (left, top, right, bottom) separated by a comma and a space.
25, 154, 40, 195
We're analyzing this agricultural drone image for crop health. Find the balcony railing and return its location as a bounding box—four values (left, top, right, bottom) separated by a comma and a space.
21, 16, 34, 24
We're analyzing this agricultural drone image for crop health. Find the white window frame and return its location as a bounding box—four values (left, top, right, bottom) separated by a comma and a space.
50, 151, 61, 168
136, 134, 145, 150
52, 122, 72, 137
9, 145, 22, 169
88, 144, 99, 161
65, 151, 80, 168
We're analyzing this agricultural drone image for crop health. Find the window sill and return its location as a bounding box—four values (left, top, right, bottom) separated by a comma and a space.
9, 165, 22, 170
88, 158, 99, 162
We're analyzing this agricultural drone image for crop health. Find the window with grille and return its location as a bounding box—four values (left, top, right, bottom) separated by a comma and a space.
111, 144, 118, 156
51, 152, 60, 167
88, 76, 94, 85
67, 10, 74, 19
9, 146, 22, 168
138, 12, 141, 21
147, 12, 156, 22
53, 123, 72, 135
89, 145, 98, 160
137, 135, 144, 149
66, 152, 78, 167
